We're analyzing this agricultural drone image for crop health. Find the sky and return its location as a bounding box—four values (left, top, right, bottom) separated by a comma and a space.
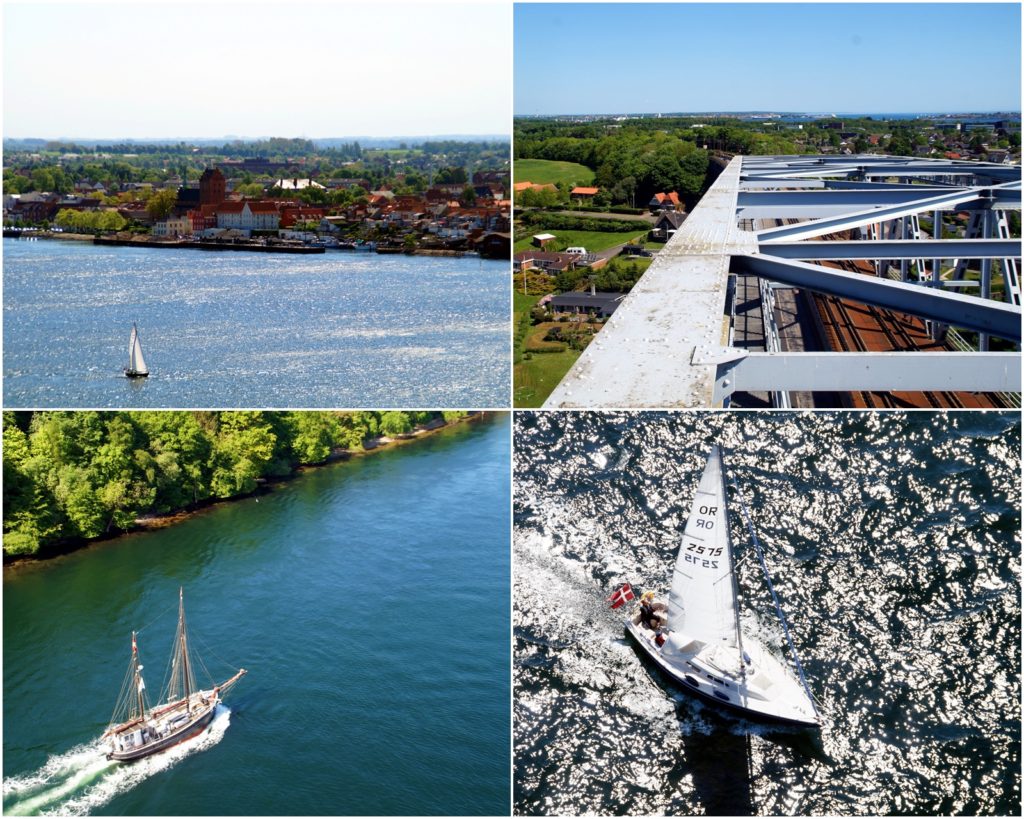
2, 0, 511, 140
515, 2, 1022, 116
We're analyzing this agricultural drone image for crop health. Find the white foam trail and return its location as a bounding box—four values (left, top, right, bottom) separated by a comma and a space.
3, 706, 231, 816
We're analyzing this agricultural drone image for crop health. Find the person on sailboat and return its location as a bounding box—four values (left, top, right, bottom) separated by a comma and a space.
639, 591, 661, 631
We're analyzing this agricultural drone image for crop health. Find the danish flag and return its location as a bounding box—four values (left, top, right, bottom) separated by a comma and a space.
608, 583, 635, 609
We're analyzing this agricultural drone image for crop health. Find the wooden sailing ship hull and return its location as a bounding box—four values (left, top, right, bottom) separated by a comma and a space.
625, 619, 819, 727
107, 701, 216, 762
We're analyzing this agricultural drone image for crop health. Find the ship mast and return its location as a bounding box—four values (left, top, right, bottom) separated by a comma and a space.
178, 587, 192, 711
719, 449, 748, 701
132, 631, 148, 720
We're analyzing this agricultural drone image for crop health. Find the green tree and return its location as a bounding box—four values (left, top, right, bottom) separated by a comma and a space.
379, 411, 413, 436
146, 187, 178, 221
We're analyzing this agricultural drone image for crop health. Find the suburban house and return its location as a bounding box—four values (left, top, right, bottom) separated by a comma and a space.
649, 211, 686, 242
548, 291, 625, 318
513, 250, 581, 274
570, 186, 599, 202
649, 191, 682, 211
513, 181, 557, 195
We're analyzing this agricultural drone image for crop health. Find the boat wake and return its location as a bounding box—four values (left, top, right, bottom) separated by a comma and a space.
2, 706, 231, 816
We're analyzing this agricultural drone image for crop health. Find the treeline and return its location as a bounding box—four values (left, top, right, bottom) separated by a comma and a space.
519, 211, 644, 233
2, 410, 469, 557
514, 125, 710, 205
54, 208, 128, 233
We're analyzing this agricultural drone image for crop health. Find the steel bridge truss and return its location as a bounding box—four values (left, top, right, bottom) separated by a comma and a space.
544, 155, 1021, 408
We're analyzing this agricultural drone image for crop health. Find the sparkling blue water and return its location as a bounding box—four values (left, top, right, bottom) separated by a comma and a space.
3, 239, 509, 408
514, 411, 1020, 816
3, 414, 511, 815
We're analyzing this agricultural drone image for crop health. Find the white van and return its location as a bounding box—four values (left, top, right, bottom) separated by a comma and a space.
565, 246, 586, 255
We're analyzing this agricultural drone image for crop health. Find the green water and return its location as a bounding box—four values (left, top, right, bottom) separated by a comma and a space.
3, 414, 511, 815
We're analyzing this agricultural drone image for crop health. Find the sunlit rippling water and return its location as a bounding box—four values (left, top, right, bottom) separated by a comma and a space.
3, 239, 508, 407
4, 416, 510, 815
513, 411, 1020, 815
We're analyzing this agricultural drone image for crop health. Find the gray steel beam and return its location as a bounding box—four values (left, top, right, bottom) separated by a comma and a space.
756, 189, 988, 241
759, 239, 1022, 260
734, 254, 1022, 342
738, 189, 969, 207
718, 351, 1021, 398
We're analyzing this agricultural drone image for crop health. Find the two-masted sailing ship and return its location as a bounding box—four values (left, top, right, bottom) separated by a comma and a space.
124, 322, 149, 378
104, 589, 246, 761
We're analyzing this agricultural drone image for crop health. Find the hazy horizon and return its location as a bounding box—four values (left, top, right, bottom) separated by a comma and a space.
4, 1, 510, 139
3, 133, 510, 144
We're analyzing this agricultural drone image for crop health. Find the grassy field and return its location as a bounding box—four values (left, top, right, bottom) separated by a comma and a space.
514, 159, 595, 187
513, 229, 649, 253
513, 291, 580, 407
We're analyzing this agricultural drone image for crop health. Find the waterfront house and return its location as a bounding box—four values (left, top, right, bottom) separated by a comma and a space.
152, 214, 194, 238
216, 200, 281, 232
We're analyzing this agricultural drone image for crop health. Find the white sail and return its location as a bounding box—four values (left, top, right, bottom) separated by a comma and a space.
667, 446, 738, 647
128, 324, 148, 374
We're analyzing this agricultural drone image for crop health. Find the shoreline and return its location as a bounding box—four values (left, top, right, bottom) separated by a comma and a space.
3, 412, 493, 573
4, 232, 494, 258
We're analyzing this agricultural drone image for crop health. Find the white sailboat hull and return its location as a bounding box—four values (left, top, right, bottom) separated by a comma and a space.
625, 617, 820, 727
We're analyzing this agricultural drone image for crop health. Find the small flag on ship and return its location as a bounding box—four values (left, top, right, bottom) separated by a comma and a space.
608, 583, 635, 609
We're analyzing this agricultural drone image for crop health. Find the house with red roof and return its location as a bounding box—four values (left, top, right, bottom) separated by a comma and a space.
649, 191, 682, 211
216, 200, 281, 232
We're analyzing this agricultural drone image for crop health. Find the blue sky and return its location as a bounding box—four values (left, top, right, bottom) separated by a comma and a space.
3, 0, 510, 139
514, 2, 1022, 115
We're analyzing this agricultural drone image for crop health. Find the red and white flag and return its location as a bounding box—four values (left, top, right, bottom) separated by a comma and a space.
608, 583, 635, 609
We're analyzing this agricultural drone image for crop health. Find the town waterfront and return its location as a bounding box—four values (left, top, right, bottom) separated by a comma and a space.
2, 238, 509, 408
3, 413, 510, 815
514, 411, 1020, 815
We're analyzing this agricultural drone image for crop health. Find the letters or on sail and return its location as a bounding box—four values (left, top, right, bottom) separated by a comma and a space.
667, 446, 737, 646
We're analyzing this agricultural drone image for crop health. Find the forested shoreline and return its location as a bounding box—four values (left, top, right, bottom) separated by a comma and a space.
2, 410, 474, 559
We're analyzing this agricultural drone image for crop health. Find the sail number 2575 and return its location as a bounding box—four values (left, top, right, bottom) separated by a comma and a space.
685, 506, 721, 568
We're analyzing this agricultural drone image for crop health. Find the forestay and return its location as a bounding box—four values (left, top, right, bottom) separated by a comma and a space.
667, 446, 738, 646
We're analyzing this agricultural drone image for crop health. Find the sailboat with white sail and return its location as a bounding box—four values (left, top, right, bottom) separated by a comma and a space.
620, 446, 820, 727
124, 322, 149, 378
104, 589, 246, 761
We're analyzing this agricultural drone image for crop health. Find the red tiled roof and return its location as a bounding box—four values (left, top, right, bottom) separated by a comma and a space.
571, 186, 599, 195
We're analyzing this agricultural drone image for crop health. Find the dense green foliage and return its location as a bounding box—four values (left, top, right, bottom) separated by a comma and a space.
54, 208, 127, 233
2, 410, 469, 556
519, 212, 644, 233
514, 121, 712, 204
